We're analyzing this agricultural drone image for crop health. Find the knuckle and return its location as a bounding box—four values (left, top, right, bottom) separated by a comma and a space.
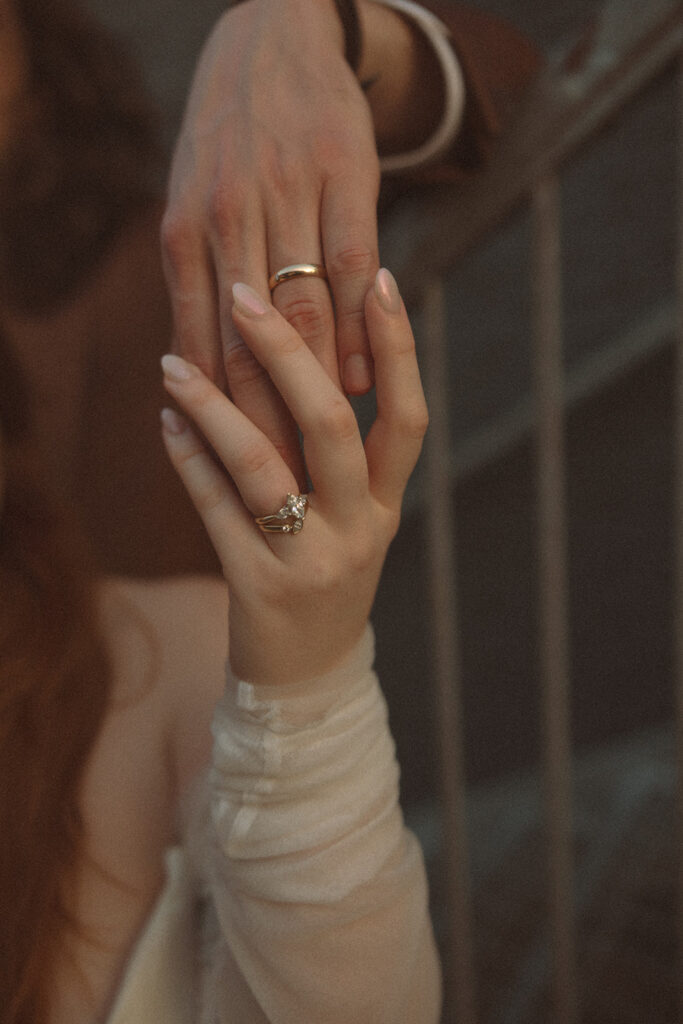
314, 126, 358, 170
402, 400, 430, 441
190, 348, 223, 384
314, 394, 357, 441
348, 529, 377, 574
234, 440, 276, 479
175, 372, 215, 412
327, 244, 375, 281
276, 293, 333, 343
208, 179, 244, 238
382, 507, 402, 542
335, 304, 366, 337
275, 329, 306, 359
314, 130, 347, 167
307, 552, 341, 594
317, 130, 380, 183
260, 142, 300, 200
172, 436, 203, 470
160, 211, 194, 277
172, 447, 225, 515
223, 342, 269, 391
194, 477, 228, 517
216, 257, 248, 286
270, 436, 303, 474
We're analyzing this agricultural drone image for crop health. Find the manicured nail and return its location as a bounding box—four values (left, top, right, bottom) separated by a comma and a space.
232, 281, 269, 317
160, 407, 188, 435
343, 353, 373, 394
161, 353, 198, 382
374, 267, 401, 314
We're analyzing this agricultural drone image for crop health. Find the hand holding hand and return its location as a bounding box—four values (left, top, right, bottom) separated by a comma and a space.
160, 269, 427, 687
162, 0, 381, 488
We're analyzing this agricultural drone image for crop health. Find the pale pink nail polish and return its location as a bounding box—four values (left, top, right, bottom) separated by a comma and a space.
344, 353, 373, 394
160, 407, 187, 435
232, 282, 269, 317
374, 268, 402, 314
161, 353, 197, 382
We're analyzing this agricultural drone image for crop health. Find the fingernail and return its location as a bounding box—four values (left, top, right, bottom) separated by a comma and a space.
161, 353, 198, 382
232, 282, 269, 317
374, 268, 401, 314
343, 353, 373, 394
160, 407, 188, 435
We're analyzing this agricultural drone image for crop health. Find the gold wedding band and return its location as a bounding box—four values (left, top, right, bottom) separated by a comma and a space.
268, 263, 328, 292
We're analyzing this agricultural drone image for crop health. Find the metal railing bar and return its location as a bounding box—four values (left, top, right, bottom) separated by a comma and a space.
408, 301, 675, 514
494, 762, 661, 1024
545, 6, 683, 161
674, 48, 683, 1024
531, 175, 577, 1024
422, 279, 477, 1024
386, 1, 683, 307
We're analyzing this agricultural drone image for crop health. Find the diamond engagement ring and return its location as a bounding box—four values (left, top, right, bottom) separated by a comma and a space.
255, 494, 308, 535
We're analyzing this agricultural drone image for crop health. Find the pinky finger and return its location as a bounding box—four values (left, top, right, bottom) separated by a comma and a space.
160, 407, 250, 568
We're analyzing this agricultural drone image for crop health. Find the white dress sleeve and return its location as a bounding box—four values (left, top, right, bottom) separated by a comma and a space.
191, 626, 442, 1024
372, 0, 466, 174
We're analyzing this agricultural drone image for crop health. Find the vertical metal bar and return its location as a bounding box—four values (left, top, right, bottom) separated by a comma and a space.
675, 51, 683, 1024
531, 175, 578, 1024
422, 279, 477, 1024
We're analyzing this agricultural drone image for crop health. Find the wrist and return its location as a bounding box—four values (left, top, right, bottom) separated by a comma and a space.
329, 0, 363, 72
230, 625, 375, 710
315, 0, 351, 59
356, 0, 445, 155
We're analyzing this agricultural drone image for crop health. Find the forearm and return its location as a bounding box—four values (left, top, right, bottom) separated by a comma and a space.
223, 0, 461, 162
358, 0, 458, 156
200, 628, 442, 1022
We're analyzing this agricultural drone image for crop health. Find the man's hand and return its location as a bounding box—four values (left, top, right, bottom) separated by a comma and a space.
162, 0, 381, 484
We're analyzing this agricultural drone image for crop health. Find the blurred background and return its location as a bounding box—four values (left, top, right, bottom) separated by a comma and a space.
76, 0, 683, 1020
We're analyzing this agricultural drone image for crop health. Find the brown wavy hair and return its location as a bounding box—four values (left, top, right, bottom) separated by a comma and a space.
0, 1, 161, 1018
0, 329, 111, 1023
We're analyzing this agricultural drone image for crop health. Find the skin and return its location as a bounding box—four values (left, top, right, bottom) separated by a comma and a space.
161, 269, 428, 685
50, 576, 229, 1024
0, 9, 432, 1012
0, 20, 223, 1015
41, 270, 427, 1021
0, 28, 229, 1002
0, 0, 454, 500
0, 428, 228, 1021
163, 0, 456, 487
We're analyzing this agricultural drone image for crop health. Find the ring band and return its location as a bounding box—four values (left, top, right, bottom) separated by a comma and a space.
268, 264, 328, 292
255, 493, 308, 535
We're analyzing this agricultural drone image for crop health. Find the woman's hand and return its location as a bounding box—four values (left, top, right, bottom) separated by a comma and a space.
162, 0, 380, 490
161, 0, 451, 489
160, 269, 427, 687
